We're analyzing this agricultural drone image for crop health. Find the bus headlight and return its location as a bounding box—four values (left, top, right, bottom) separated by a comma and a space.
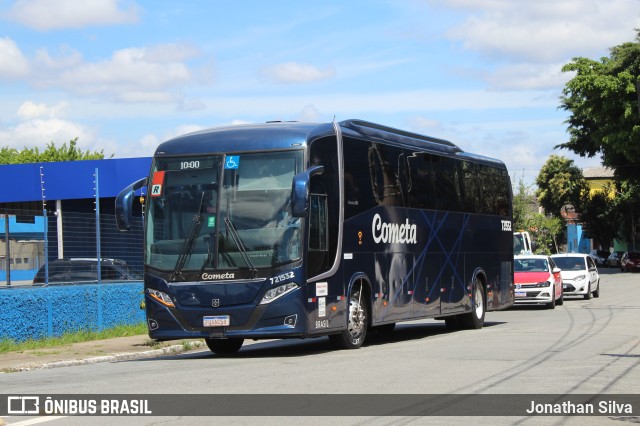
147, 288, 175, 308
260, 282, 298, 305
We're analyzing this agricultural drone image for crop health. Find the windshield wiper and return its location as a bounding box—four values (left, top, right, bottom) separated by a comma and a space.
172, 192, 206, 280
199, 234, 215, 275
224, 217, 258, 278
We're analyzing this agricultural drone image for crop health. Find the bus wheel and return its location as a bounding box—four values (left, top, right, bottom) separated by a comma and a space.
460, 278, 485, 329
329, 284, 368, 349
205, 338, 244, 355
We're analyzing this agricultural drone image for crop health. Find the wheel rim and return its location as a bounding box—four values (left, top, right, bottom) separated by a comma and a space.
347, 292, 366, 340
474, 284, 484, 318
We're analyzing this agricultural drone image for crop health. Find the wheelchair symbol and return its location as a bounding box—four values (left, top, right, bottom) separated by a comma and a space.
225, 156, 240, 169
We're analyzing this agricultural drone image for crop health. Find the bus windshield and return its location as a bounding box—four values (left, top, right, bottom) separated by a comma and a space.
145, 151, 304, 274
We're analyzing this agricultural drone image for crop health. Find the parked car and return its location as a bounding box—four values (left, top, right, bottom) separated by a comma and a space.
33, 258, 142, 284
514, 255, 563, 308
607, 251, 625, 267
550, 253, 600, 300
620, 252, 640, 272
589, 250, 610, 267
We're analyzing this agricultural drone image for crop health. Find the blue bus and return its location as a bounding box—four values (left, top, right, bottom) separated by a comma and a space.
116, 119, 514, 354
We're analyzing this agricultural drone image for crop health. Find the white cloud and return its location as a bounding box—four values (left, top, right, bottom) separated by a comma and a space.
445, 0, 640, 62
17, 101, 69, 120
0, 37, 29, 78
296, 105, 323, 122
0, 117, 91, 149
485, 62, 572, 90
7, 0, 139, 31
262, 62, 335, 84
33, 43, 202, 103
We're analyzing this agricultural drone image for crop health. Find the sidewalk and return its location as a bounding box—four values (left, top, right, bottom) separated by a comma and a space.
0, 335, 205, 373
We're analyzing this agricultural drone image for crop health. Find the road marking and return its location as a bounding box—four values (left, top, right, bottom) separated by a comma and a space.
8, 417, 66, 426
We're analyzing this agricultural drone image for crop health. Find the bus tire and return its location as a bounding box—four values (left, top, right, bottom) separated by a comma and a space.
329, 283, 368, 349
205, 338, 244, 355
460, 278, 485, 329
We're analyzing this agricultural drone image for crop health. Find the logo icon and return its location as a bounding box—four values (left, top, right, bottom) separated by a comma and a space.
225, 156, 240, 170
212, 299, 220, 308
8, 396, 40, 414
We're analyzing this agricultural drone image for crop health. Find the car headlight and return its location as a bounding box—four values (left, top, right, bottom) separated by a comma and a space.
535, 281, 549, 288
146, 288, 175, 308
260, 282, 298, 305
573, 274, 586, 282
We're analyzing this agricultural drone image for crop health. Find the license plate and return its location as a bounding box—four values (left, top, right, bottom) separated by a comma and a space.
203, 315, 230, 327
515, 291, 526, 297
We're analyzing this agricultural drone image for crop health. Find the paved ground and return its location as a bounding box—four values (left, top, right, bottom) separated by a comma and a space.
0, 335, 205, 373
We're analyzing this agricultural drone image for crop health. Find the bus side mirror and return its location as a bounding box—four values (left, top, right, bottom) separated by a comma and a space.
291, 165, 324, 217
115, 177, 148, 231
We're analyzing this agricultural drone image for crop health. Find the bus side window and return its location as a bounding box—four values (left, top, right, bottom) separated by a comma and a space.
432, 155, 462, 211
308, 193, 328, 251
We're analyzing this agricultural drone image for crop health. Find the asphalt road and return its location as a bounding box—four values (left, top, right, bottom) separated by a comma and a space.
1, 268, 639, 425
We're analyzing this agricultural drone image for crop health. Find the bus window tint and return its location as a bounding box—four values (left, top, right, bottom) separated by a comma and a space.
432, 155, 462, 211
308, 136, 339, 277
406, 153, 436, 210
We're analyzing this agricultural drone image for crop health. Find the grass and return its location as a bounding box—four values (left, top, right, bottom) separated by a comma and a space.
0, 322, 148, 355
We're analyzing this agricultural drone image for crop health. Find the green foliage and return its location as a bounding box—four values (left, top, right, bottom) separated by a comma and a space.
528, 214, 563, 255
0, 138, 110, 165
535, 155, 588, 218
612, 179, 640, 250
579, 184, 619, 249
558, 29, 640, 182
0, 322, 147, 354
512, 175, 536, 232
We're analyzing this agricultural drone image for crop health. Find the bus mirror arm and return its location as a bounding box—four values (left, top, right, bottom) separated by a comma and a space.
115, 177, 148, 231
291, 165, 324, 217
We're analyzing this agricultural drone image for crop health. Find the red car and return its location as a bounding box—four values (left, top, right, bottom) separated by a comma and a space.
621, 252, 640, 272
514, 255, 563, 308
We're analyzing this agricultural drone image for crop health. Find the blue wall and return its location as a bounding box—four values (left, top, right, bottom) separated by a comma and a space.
0, 157, 151, 203
0, 282, 145, 342
567, 223, 591, 253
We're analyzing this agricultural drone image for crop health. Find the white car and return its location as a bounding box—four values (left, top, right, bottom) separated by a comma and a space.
550, 253, 600, 300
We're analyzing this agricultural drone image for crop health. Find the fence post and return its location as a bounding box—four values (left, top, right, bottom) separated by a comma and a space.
40, 166, 49, 285
94, 168, 101, 285
4, 214, 10, 286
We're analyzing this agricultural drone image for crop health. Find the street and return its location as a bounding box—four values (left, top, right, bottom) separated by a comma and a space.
1, 268, 639, 425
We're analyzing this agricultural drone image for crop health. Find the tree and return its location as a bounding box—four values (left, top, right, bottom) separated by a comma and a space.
0, 138, 110, 165
613, 180, 640, 251
535, 155, 588, 218
528, 213, 563, 254
578, 184, 619, 250
512, 175, 536, 231
558, 29, 640, 183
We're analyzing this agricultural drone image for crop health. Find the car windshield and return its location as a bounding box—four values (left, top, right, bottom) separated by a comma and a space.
552, 256, 585, 271
145, 151, 304, 273
515, 258, 548, 272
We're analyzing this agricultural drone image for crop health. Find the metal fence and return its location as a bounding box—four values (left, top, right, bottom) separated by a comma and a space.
1, 209, 144, 286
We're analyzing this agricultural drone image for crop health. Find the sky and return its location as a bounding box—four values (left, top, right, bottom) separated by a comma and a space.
1, 0, 639, 187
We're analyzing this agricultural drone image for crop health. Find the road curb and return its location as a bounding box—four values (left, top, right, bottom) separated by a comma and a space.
6, 341, 206, 373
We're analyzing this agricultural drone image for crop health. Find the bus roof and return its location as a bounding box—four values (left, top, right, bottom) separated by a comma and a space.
155, 119, 506, 169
